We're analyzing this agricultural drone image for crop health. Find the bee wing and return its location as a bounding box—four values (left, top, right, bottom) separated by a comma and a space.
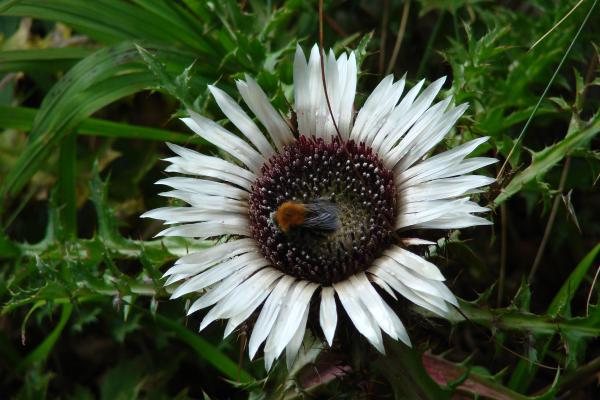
304, 200, 340, 231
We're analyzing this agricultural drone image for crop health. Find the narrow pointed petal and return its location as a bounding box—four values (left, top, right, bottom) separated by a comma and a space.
333, 280, 384, 353
248, 276, 295, 360
208, 85, 275, 158
182, 112, 265, 172
264, 282, 318, 367
236, 76, 294, 151
285, 305, 309, 370
319, 287, 337, 346
187, 263, 265, 315
384, 246, 445, 281
171, 253, 268, 299
200, 267, 283, 331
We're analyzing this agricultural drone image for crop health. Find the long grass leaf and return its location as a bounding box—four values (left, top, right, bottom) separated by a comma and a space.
0, 42, 205, 201
152, 312, 254, 383
16, 303, 73, 372
0, 106, 204, 144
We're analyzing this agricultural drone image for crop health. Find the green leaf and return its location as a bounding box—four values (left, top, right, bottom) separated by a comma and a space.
0, 41, 204, 202
136, 45, 196, 108
0, 43, 150, 200
0, 105, 203, 144
100, 360, 144, 400
16, 303, 73, 372
152, 312, 254, 383
376, 341, 451, 400
510, 278, 532, 312
451, 300, 600, 338
57, 132, 77, 239
0, 48, 91, 73
547, 243, 600, 317
0, 0, 213, 52
495, 115, 600, 206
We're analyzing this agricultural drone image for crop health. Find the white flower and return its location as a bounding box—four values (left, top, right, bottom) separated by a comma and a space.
142, 44, 496, 370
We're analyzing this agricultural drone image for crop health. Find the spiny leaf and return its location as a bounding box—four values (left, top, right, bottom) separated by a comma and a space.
495, 115, 600, 206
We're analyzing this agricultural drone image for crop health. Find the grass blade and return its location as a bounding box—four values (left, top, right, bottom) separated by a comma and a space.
0, 42, 205, 202
152, 312, 254, 383
0, 106, 205, 144
16, 303, 73, 372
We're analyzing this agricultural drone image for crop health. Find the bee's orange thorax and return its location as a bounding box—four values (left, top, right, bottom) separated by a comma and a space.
274, 201, 307, 232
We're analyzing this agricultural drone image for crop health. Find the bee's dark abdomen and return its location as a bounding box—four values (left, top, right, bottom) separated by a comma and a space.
303, 199, 341, 231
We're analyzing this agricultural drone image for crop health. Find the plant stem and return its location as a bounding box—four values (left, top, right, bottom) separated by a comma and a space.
416, 11, 444, 77
385, 0, 410, 75
529, 157, 571, 283
497, 203, 508, 306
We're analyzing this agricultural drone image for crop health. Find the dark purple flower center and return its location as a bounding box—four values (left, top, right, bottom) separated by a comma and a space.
248, 136, 397, 284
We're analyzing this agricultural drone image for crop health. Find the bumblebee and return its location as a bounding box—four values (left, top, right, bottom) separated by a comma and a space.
271, 198, 341, 233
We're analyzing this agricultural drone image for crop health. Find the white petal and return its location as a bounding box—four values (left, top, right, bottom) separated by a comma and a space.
156, 220, 250, 239
168, 238, 256, 272
187, 262, 265, 315
398, 137, 492, 186
429, 280, 458, 307
383, 97, 452, 168
285, 304, 309, 370
321, 49, 340, 139
350, 75, 395, 143
395, 103, 469, 172
338, 52, 357, 137
400, 175, 495, 203
384, 245, 445, 281
396, 198, 488, 230
414, 213, 493, 230
249, 275, 295, 360
362, 76, 407, 147
201, 267, 283, 330
209, 85, 275, 158
164, 273, 187, 286
376, 256, 448, 300
371, 77, 425, 152
400, 238, 437, 246
376, 256, 457, 307
333, 280, 384, 353
370, 274, 398, 299
378, 297, 411, 346
375, 78, 442, 155
159, 210, 247, 225
156, 177, 248, 199
143, 205, 247, 224
306, 44, 327, 138
293, 44, 310, 138
236, 75, 294, 151
352, 76, 406, 146
171, 253, 268, 299
264, 281, 318, 369
349, 273, 400, 341
165, 143, 255, 183
182, 112, 265, 172
248, 276, 296, 360
369, 267, 449, 317
319, 287, 337, 346
223, 284, 275, 338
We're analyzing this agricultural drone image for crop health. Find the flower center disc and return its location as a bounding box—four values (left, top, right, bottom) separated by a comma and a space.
248, 136, 397, 285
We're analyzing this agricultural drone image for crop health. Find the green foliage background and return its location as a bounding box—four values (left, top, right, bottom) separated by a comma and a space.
0, 0, 599, 398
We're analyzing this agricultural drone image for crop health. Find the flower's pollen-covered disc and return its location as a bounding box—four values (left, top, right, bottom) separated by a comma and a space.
248, 136, 398, 285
